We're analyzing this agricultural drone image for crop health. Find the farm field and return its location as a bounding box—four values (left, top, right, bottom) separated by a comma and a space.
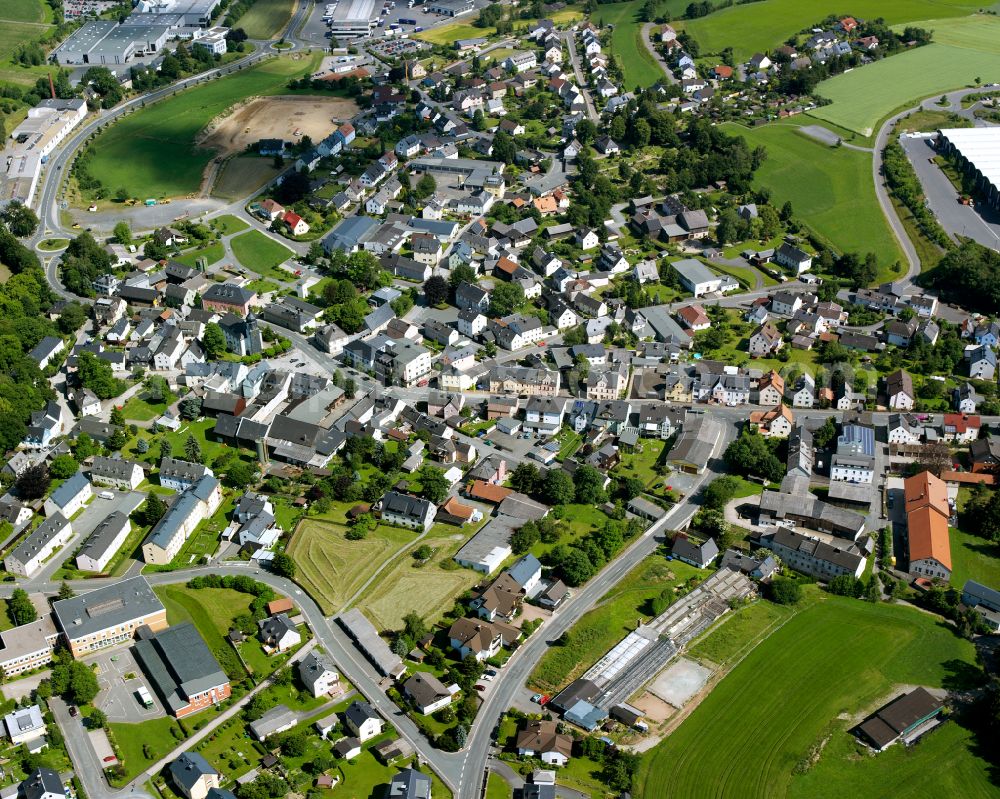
230, 229, 294, 276
286, 511, 415, 615
237, 0, 294, 39
810, 24, 1000, 135
722, 120, 903, 273
680, 0, 983, 61
638, 596, 985, 799
356, 523, 484, 631
80, 54, 319, 201
529, 558, 701, 693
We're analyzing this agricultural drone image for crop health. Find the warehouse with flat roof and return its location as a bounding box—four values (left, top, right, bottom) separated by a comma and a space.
329, 0, 380, 38
52, 20, 171, 65
938, 127, 1000, 210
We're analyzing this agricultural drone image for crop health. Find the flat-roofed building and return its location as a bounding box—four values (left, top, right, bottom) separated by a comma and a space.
0, 615, 59, 677
329, 0, 380, 38
937, 127, 1000, 210
52, 576, 167, 657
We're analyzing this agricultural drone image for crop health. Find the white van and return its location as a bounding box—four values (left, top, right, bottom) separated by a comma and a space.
99, 490, 114, 500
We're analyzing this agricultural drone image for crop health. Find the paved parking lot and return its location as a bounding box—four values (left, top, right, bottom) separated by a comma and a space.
74, 490, 145, 538
90, 648, 165, 723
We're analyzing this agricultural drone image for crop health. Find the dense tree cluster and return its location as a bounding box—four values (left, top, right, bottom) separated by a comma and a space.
545, 517, 645, 586
60, 233, 116, 298
724, 431, 785, 482
921, 241, 1000, 315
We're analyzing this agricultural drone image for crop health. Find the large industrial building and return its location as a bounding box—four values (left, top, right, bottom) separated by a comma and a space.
329, 0, 381, 39
52, 20, 172, 65
0, 98, 87, 207
938, 127, 1000, 210
53, 0, 223, 66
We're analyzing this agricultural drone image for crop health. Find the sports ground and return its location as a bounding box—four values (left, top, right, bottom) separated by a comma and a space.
638, 596, 989, 798
722, 120, 903, 270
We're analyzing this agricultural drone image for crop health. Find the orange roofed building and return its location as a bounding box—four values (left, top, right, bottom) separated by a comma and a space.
904, 471, 952, 581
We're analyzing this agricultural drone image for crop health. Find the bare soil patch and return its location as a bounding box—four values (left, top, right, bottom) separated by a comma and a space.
197, 95, 360, 160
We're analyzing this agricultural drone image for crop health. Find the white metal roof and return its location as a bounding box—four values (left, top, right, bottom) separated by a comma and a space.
940, 127, 1000, 191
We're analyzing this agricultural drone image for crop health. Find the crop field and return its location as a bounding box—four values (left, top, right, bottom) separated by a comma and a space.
356, 524, 484, 631
237, 0, 294, 39
81, 54, 319, 201
680, 0, 982, 61
638, 596, 985, 799
230, 229, 294, 275
722, 121, 903, 272
810, 42, 1000, 135
287, 514, 414, 615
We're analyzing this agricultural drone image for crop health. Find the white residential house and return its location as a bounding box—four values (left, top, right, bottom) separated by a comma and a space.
790, 374, 815, 408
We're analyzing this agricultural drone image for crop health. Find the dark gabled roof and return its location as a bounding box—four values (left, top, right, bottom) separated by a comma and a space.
202, 283, 256, 305
132, 622, 228, 714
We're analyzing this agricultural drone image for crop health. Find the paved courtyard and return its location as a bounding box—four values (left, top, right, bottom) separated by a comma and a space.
90, 647, 166, 723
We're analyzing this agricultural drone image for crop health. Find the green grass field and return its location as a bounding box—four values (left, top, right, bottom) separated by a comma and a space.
174, 242, 226, 268
723, 121, 903, 271
287, 511, 415, 615
108, 717, 187, 785
789, 717, 995, 799
356, 523, 484, 631
596, 1, 660, 89
486, 773, 512, 799
238, 0, 294, 39
81, 54, 319, 200
529, 558, 701, 693
680, 0, 982, 61
2, 0, 49, 23
638, 596, 987, 798
121, 390, 176, 421
230, 229, 294, 276
156, 584, 253, 679
211, 214, 250, 236
810, 38, 1000, 135
949, 527, 1000, 590
689, 591, 800, 666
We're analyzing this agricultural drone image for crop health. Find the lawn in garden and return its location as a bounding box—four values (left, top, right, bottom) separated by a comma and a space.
230, 229, 295, 278
638, 596, 984, 798
286, 508, 415, 615
948, 526, 1000, 590
680, 0, 982, 61
529, 558, 701, 693
107, 717, 188, 785
80, 54, 319, 199
722, 120, 903, 275
121, 389, 176, 422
